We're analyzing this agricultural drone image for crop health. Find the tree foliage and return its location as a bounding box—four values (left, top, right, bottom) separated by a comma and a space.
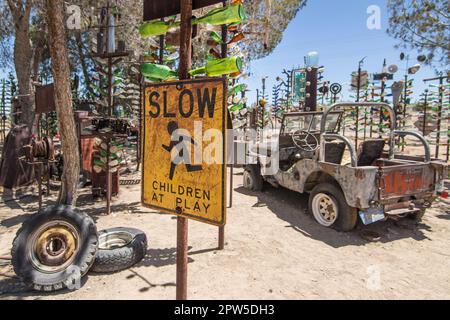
242, 0, 307, 61
387, 0, 450, 67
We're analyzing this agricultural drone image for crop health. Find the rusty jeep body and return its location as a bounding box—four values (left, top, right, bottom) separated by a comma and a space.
244, 103, 448, 231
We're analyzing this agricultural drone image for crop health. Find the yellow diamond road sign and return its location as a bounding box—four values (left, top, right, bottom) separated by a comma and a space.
142, 78, 227, 226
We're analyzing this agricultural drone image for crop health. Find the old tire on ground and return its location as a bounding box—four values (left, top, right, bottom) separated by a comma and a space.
308, 183, 358, 232
90, 228, 147, 273
11, 205, 98, 292
243, 165, 264, 191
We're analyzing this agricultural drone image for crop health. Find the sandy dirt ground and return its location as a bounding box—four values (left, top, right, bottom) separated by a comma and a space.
0, 168, 449, 300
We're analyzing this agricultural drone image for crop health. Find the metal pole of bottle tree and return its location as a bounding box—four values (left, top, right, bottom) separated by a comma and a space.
261, 79, 265, 130
379, 78, 386, 139
106, 1, 112, 216
445, 94, 450, 162
422, 90, 428, 136
363, 87, 368, 141
436, 78, 444, 159
176, 0, 193, 301
424, 74, 449, 159
369, 83, 375, 138
219, 0, 230, 250
355, 60, 363, 149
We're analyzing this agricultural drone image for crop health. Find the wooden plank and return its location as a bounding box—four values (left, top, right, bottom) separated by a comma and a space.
144, 0, 222, 21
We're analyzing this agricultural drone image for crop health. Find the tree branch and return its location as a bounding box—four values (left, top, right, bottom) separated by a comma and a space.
24, 0, 33, 21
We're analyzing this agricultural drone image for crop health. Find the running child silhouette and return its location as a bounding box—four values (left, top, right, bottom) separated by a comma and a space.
162, 121, 202, 180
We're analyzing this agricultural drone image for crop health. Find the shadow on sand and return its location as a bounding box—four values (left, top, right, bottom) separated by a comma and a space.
235, 184, 431, 248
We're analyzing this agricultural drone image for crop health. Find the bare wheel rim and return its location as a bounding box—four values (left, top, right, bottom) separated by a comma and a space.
98, 231, 133, 250
29, 221, 80, 274
311, 193, 339, 227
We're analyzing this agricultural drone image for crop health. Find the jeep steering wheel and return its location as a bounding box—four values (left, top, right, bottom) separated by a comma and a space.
291, 130, 320, 152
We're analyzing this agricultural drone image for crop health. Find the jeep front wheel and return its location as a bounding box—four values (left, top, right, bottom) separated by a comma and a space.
243, 165, 264, 191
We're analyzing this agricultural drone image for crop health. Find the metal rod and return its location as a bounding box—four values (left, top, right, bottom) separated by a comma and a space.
159, 18, 165, 64
435, 77, 443, 159
38, 165, 43, 211
176, 0, 193, 301
106, 136, 112, 215
422, 90, 428, 135
137, 77, 142, 172
446, 92, 449, 162
355, 60, 362, 150
176, 215, 189, 300
219, 0, 229, 251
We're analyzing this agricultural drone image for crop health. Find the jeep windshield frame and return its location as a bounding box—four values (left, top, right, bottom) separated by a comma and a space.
280, 111, 343, 136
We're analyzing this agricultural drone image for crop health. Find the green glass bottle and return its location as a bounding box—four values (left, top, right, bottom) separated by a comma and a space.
139, 20, 180, 38
229, 103, 245, 112
140, 63, 178, 81
229, 83, 246, 96
209, 31, 223, 44
193, 4, 247, 26
189, 57, 243, 77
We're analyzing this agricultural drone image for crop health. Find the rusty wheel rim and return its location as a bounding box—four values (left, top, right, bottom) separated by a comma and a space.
29, 221, 80, 273
312, 193, 338, 227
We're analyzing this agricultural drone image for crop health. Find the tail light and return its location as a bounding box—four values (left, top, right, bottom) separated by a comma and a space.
439, 191, 449, 199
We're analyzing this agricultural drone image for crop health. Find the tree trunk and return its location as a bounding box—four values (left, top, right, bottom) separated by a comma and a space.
11, 12, 35, 129
45, 0, 80, 206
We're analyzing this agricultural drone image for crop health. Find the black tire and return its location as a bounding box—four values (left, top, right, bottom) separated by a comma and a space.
308, 183, 358, 232
90, 227, 147, 273
243, 164, 264, 191
11, 205, 98, 292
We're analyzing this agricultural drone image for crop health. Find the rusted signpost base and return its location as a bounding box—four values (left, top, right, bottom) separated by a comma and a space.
218, 226, 225, 250
176, 216, 189, 300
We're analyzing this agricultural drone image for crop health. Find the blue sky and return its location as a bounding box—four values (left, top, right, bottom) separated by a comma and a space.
245, 0, 441, 105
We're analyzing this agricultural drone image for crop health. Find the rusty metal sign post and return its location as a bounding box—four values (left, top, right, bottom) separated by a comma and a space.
141, 0, 228, 300
142, 77, 228, 300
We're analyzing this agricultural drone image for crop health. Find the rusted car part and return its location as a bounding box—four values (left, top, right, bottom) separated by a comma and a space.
246, 103, 448, 231
91, 228, 147, 273
11, 206, 98, 292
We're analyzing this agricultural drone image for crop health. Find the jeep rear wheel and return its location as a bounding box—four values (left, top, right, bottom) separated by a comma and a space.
309, 183, 357, 232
